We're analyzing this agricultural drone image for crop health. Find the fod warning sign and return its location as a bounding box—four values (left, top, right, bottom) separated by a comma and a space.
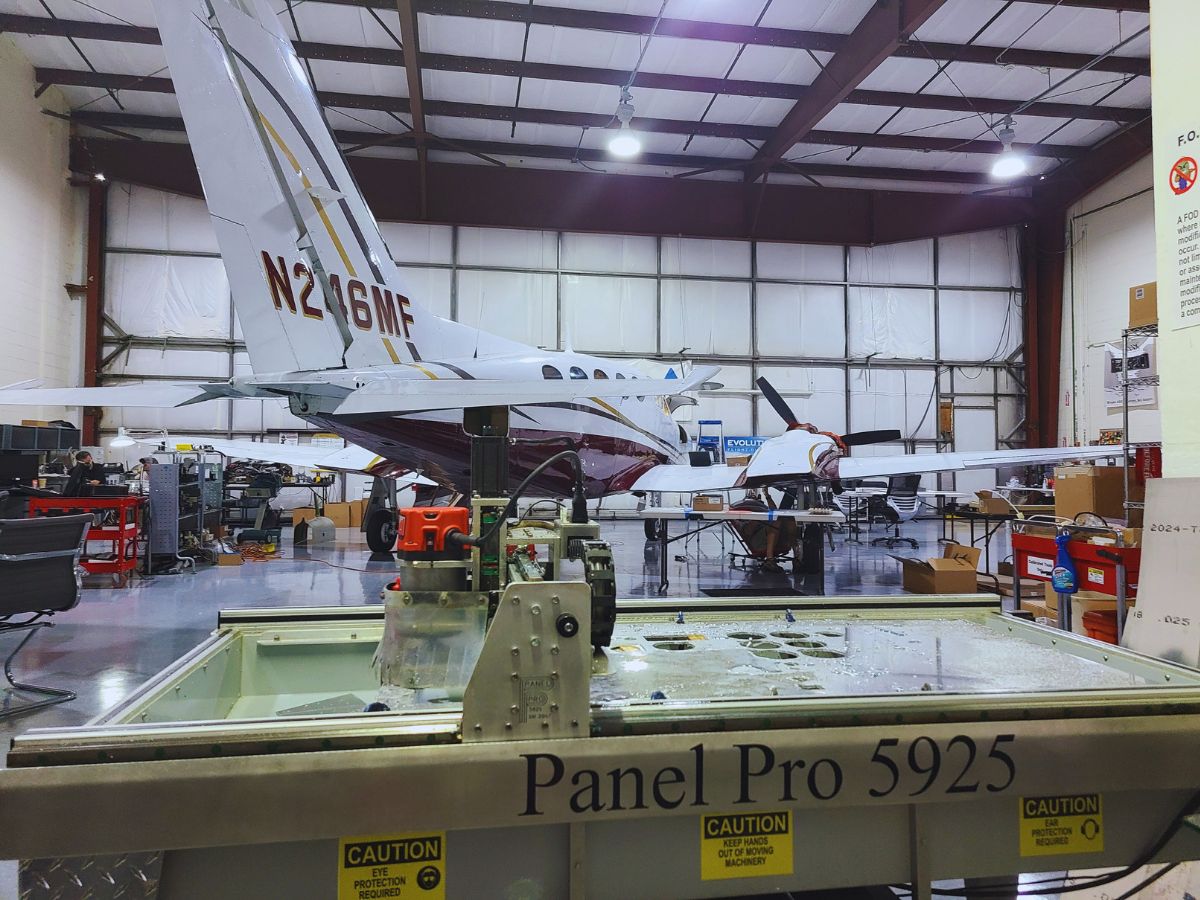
338, 832, 446, 900
1019, 794, 1104, 857
700, 811, 793, 881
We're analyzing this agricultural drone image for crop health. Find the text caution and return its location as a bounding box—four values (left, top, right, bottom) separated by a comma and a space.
700, 811, 793, 881
1019, 794, 1104, 857
338, 832, 446, 899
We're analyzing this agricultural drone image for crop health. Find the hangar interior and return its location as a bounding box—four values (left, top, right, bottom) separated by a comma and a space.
0, 0, 1196, 898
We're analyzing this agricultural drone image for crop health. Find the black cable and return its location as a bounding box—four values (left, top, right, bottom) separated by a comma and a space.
926, 786, 1200, 898
1112, 862, 1179, 899
450, 450, 586, 550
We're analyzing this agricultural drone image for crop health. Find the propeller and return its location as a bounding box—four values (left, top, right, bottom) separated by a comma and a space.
755, 376, 800, 429
755, 376, 901, 448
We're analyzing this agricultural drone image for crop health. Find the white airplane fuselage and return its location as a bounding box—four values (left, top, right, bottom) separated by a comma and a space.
230, 351, 688, 496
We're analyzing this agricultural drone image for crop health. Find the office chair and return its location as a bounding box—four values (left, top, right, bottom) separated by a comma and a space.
869, 475, 922, 549
0, 512, 91, 719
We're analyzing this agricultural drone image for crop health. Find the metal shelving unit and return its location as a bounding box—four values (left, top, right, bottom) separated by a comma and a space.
1121, 323, 1160, 513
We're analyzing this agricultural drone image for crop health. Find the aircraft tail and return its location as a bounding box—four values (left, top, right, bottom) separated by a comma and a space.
152, 0, 457, 373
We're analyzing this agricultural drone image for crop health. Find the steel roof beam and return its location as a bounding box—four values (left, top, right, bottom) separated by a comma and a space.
34, 68, 1142, 136
69, 136, 1037, 246
68, 109, 1086, 161
393, 0, 428, 218
0, 11, 1149, 77
746, 0, 952, 183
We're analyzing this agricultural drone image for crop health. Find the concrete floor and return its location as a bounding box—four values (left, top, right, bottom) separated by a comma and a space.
0, 515, 1023, 899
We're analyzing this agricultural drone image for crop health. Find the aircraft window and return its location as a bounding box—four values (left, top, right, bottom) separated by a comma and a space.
542, 365, 563, 379
569, 366, 587, 380
594, 369, 608, 380
615, 373, 625, 379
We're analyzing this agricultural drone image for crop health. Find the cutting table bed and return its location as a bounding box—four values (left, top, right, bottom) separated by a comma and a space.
5, 594, 1200, 899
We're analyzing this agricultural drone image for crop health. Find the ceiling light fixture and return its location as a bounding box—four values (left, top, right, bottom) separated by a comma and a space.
110, 427, 135, 449
992, 117, 1028, 179
608, 87, 642, 158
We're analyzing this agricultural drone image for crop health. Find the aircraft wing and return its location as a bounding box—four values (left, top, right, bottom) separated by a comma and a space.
144, 436, 435, 485
830, 445, 1125, 481
331, 366, 720, 416
0, 382, 216, 408
632, 443, 1126, 493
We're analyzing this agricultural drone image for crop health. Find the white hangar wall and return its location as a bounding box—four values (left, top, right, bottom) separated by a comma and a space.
1057, 156, 1159, 448
100, 183, 1025, 491
0, 36, 83, 427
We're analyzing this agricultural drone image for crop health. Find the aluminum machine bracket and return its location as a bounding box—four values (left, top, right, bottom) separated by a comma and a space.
461, 581, 591, 742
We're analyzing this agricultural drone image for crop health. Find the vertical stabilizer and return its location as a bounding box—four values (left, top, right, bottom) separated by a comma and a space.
152, 0, 460, 372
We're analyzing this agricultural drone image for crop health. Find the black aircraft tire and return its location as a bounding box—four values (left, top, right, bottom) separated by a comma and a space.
365, 508, 398, 553
644, 518, 664, 541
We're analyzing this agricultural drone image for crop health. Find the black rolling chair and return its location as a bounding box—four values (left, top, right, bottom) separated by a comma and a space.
0, 512, 91, 719
868, 475, 922, 550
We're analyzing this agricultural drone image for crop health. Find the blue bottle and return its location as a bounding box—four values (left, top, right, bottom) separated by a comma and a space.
1050, 531, 1078, 594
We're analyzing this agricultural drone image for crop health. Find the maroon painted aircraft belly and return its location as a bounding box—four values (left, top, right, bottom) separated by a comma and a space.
314, 415, 667, 497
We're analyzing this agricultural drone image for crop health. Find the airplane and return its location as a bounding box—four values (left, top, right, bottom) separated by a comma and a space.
0, 0, 1124, 553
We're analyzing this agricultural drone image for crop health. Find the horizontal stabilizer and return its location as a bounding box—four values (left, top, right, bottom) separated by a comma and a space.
333, 366, 720, 416
143, 435, 435, 483
0, 383, 215, 409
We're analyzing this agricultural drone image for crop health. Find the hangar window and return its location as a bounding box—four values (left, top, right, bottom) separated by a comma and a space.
594, 369, 608, 379
542, 365, 563, 379
569, 366, 587, 380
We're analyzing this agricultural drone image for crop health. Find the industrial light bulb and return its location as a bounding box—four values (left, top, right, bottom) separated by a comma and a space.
991, 118, 1028, 179
608, 124, 642, 158
608, 87, 642, 158
110, 427, 135, 449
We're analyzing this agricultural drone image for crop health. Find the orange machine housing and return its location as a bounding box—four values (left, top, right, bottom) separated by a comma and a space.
396, 507, 470, 553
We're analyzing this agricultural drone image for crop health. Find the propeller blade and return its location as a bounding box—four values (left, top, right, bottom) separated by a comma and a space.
840, 429, 903, 447
755, 376, 799, 428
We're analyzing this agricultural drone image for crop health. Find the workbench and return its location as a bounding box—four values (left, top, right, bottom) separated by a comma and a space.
4, 594, 1200, 900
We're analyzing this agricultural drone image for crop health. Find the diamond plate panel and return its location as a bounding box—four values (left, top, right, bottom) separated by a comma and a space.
20, 852, 162, 900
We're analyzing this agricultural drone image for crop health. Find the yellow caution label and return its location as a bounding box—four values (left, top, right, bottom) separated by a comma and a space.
338, 832, 446, 899
1019, 794, 1104, 856
700, 811, 793, 881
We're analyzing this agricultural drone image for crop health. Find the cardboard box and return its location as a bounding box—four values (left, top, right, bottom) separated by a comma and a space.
726, 455, 751, 468
1053, 465, 1125, 520
216, 552, 244, 567
691, 494, 726, 512
1020, 599, 1056, 622
1129, 281, 1158, 329
893, 543, 982, 594
20, 419, 52, 427
1043, 583, 1125, 611
981, 575, 1044, 598
347, 498, 367, 528
323, 502, 353, 528
974, 490, 1014, 515
291, 507, 317, 525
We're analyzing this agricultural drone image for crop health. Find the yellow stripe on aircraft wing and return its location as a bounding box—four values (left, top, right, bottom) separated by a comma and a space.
382, 337, 402, 364
408, 362, 440, 380
258, 114, 357, 278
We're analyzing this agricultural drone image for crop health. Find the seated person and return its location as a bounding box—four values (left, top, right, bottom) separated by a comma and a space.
63, 451, 101, 498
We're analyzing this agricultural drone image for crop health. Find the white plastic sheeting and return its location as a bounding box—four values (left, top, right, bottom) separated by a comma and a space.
457, 226, 557, 270
455, 270, 557, 347
105, 253, 231, 339
755, 283, 845, 358
848, 239, 935, 285
661, 280, 752, 356
661, 237, 750, 277
561, 275, 656, 354
937, 229, 1021, 288
108, 183, 219, 254
561, 233, 657, 274
939, 291, 1022, 362
756, 242, 845, 281
381, 222, 454, 265
847, 287, 936, 360
849, 368, 938, 440
755, 366, 848, 436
